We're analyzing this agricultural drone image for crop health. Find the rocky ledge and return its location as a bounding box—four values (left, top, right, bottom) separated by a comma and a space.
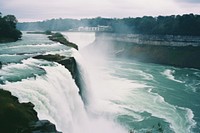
48, 33, 78, 50
0, 89, 61, 133
33, 54, 78, 79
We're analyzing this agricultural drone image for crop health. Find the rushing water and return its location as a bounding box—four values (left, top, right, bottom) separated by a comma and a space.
0, 32, 200, 133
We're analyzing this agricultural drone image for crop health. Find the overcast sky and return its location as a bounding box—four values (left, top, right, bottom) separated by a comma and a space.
1, 0, 200, 22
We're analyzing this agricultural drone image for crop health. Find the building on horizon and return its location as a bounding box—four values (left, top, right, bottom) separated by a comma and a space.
69, 25, 112, 32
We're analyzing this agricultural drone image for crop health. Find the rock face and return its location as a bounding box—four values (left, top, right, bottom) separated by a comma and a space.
95, 33, 200, 46
115, 42, 200, 69
57, 57, 78, 80
0, 89, 61, 133
94, 33, 200, 69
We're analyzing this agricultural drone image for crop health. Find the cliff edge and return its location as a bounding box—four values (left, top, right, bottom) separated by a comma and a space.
93, 33, 200, 69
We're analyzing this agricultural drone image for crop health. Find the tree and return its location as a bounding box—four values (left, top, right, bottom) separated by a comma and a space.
3, 15, 18, 28
0, 13, 22, 42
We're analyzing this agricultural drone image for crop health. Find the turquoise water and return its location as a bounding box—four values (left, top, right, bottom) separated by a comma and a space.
108, 58, 200, 132
0, 32, 200, 133
0, 32, 72, 83
78, 53, 200, 133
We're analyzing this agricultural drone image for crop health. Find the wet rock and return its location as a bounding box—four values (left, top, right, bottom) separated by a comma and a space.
29, 120, 62, 133
33, 54, 77, 79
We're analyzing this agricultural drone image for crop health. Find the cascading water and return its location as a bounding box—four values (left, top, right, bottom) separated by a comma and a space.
1, 58, 87, 133
0, 32, 128, 133
1, 57, 127, 133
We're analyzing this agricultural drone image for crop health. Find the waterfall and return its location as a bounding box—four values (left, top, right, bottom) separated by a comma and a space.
72, 49, 94, 107
1, 58, 89, 133
1, 57, 127, 133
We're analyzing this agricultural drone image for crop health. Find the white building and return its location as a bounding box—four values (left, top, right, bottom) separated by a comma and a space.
77, 25, 112, 32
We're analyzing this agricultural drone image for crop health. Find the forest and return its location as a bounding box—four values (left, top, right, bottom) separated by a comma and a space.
0, 12, 22, 42
17, 14, 200, 36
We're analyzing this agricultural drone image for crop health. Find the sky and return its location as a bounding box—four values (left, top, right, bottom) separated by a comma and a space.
0, 0, 200, 22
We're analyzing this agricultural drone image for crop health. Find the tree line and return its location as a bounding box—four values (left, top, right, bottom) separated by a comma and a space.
120, 14, 200, 36
0, 12, 22, 42
17, 14, 200, 36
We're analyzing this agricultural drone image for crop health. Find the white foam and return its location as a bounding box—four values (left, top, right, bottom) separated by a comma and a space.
162, 69, 184, 83
0, 63, 30, 76
44, 49, 72, 57
179, 106, 197, 132
8, 43, 62, 49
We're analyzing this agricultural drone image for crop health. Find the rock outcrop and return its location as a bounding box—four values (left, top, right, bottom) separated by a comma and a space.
0, 89, 61, 133
0, 89, 38, 133
48, 33, 78, 50
33, 54, 78, 79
